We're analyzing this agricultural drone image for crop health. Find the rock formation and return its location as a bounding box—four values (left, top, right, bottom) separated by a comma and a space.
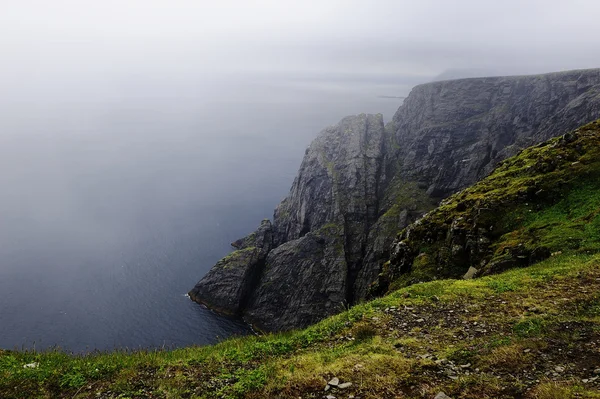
190, 68, 600, 331
379, 120, 600, 293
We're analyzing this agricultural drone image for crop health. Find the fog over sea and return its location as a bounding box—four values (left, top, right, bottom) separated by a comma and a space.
0, 70, 407, 352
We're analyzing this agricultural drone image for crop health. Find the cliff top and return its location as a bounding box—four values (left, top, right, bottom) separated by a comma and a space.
413, 67, 600, 89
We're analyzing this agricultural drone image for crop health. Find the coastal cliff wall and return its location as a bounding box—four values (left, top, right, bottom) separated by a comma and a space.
190, 68, 600, 331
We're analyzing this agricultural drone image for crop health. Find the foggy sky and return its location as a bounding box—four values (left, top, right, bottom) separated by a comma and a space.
2, 0, 600, 108
1, 0, 600, 237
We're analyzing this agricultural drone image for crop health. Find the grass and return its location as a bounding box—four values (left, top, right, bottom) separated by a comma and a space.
2, 252, 600, 398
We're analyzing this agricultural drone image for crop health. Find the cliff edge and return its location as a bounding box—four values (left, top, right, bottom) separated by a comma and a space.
190, 68, 600, 331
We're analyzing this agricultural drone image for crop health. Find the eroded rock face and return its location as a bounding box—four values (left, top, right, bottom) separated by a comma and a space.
272, 114, 389, 308
191, 114, 389, 330
190, 69, 600, 331
245, 225, 347, 331
388, 69, 600, 197
273, 114, 388, 244
188, 220, 273, 315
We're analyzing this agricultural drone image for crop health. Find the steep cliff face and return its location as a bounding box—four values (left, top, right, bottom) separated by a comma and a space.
388, 69, 600, 198
190, 114, 390, 330
188, 219, 274, 315
190, 68, 600, 331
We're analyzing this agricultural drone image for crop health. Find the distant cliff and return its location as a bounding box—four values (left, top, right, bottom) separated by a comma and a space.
189, 68, 600, 331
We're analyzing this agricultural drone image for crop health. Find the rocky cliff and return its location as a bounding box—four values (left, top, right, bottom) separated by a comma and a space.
379, 119, 600, 293
190, 68, 600, 331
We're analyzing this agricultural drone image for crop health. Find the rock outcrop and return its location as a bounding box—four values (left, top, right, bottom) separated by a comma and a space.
191, 114, 390, 330
379, 120, 600, 292
188, 219, 274, 315
190, 68, 600, 331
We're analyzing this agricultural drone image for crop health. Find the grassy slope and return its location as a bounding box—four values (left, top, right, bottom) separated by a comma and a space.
2, 122, 600, 399
2, 255, 599, 399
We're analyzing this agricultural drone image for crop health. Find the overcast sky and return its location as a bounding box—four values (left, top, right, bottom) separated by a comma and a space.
2, 0, 600, 91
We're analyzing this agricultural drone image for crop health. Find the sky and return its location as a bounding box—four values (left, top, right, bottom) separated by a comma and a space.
2, 0, 600, 104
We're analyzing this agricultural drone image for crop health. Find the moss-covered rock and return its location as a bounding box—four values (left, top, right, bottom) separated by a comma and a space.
380, 120, 600, 292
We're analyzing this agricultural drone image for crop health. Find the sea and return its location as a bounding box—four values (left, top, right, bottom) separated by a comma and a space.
0, 74, 407, 352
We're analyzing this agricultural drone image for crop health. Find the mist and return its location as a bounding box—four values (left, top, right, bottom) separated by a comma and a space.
1, 0, 600, 351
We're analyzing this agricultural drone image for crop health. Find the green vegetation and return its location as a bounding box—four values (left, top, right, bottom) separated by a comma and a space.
2, 253, 600, 398
216, 247, 258, 270
382, 120, 600, 289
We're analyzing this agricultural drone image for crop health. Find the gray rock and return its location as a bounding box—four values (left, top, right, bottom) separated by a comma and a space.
190, 68, 600, 331
187, 247, 262, 315
328, 377, 340, 386
244, 225, 347, 331
434, 393, 453, 399
188, 220, 273, 315
338, 382, 352, 389
387, 69, 600, 198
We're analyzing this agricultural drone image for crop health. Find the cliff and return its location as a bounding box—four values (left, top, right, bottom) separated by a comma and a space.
189, 68, 600, 331
7, 120, 600, 398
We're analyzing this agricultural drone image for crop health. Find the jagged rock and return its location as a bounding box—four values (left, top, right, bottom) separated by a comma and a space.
273, 113, 389, 311
188, 220, 273, 315
434, 392, 453, 399
190, 69, 600, 331
387, 69, 600, 198
230, 219, 273, 251
244, 225, 347, 331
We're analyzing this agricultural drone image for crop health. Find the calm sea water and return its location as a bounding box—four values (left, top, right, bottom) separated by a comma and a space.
0, 78, 404, 352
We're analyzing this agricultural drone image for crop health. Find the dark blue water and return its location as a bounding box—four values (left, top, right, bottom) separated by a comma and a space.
0, 80, 404, 352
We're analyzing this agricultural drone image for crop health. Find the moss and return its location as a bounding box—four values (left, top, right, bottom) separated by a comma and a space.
513, 317, 547, 338
381, 180, 436, 219
383, 120, 600, 288
313, 223, 345, 255
217, 247, 258, 269
373, 179, 437, 244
